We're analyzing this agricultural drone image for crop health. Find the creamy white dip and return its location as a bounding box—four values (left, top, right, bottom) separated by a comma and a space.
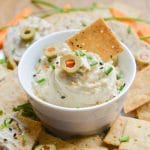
33, 43, 125, 108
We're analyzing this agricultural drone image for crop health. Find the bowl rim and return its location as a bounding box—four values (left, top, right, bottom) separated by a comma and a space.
18, 29, 136, 112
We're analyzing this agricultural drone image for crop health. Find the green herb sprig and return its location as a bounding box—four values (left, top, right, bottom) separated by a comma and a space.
119, 135, 129, 142
13, 103, 38, 120
105, 67, 113, 75
36, 78, 46, 84
0, 117, 11, 129
139, 35, 150, 40
104, 17, 150, 24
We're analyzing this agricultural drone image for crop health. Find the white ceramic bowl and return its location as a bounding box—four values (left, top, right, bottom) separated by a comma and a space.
18, 30, 136, 136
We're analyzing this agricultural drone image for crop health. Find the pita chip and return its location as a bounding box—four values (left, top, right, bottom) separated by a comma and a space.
119, 118, 150, 150
67, 18, 123, 61
124, 65, 150, 113
0, 114, 41, 150
103, 116, 128, 146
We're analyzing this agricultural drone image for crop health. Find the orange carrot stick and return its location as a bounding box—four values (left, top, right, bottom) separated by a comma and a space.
0, 7, 32, 48
109, 7, 150, 44
109, 8, 138, 32
136, 22, 150, 44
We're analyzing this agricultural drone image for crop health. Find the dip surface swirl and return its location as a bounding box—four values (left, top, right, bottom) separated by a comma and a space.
33, 43, 125, 108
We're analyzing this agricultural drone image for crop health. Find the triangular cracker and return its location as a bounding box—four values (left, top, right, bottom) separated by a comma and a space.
124, 65, 150, 113
119, 118, 150, 150
103, 116, 128, 146
67, 18, 123, 61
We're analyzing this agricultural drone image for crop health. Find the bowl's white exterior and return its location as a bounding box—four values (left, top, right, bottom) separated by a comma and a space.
18, 30, 136, 136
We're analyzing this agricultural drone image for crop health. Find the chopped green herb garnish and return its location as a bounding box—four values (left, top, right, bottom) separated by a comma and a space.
90, 61, 98, 66
127, 26, 132, 34
75, 50, 86, 57
86, 55, 93, 60
0, 110, 3, 116
51, 64, 56, 71
119, 135, 129, 142
0, 59, 7, 64
118, 83, 126, 91
22, 133, 27, 145
0, 117, 11, 129
36, 78, 46, 84
105, 67, 113, 75
13, 103, 38, 120
139, 35, 150, 40
117, 71, 123, 80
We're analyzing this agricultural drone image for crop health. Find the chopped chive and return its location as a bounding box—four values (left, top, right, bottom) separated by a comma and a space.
0, 59, 7, 64
139, 35, 150, 40
119, 135, 129, 142
117, 71, 123, 80
51, 64, 56, 71
90, 61, 98, 66
22, 133, 27, 145
0, 117, 11, 129
118, 83, 126, 91
105, 67, 113, 75
0, 110, 3, 115
36, 78, 46, 84
127, 26, 132, 34
75, 50, 86, 57
13, 102, 37, 120
86, 55, 93, 60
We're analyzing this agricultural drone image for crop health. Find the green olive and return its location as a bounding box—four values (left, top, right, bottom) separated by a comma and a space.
7, 57, 17, 70
20, 27, 35, 41
34, 144, 56, 150
44, 47, 57, 59
60, 54, 82, 73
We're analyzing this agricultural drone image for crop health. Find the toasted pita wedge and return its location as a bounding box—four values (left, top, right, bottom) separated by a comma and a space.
0, 114, 41, 150
137, 102, 150, 121
103, 116, 128, 146
68, 135, 108, 150
67, 18, 123, 61
37, 130, 76, 150
0, 70, 28, 113
119, 118, 150, 150
124, 65, 150, 113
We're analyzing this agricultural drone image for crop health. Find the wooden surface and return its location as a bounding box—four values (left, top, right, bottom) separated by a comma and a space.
0, 0, 150, 26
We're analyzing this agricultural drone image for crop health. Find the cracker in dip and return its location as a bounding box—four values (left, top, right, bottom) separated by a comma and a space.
32, 43, 125, 108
